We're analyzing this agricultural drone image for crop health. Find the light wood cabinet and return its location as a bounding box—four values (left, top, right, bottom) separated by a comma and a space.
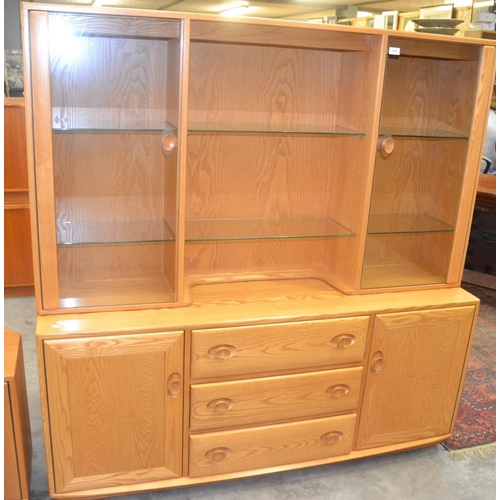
22, 3, 494, 499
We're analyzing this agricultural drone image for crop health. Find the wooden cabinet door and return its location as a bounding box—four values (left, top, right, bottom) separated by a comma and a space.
357, 306, 475, 450
43, 332, 183, 493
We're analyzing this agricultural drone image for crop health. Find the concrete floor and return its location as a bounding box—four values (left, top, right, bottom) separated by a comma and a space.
4, 295, 496, 500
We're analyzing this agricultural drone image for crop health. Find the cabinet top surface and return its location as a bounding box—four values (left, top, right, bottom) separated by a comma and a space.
35, 282, 479, 337
23, 2, 495, 48
4, 329, 22, 380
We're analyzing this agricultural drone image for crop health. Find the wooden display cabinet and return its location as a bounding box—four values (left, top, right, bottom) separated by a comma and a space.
4, 98, 35, 297
22, 3, 495, 499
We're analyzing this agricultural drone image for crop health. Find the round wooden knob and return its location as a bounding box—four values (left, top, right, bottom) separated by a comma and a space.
326, 384, 350, 398
320, 431, 344, 446
377, 135, 395, 156
371, 351, 384, 374
206, 447, 232, 462
167, 372, 182, 398
161, 131, 177, 154
207, 398, 234, 413
208, 345, 237, 360
331, 334, 356, 349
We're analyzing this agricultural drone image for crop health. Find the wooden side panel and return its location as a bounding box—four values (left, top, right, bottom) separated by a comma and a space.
357, 306, 475, 450
4, 384, 22, 500
29, 11, 60, 309
191, 367, 363, 431
43, 332, 184, 493
448, 46, 497, 283
189, 414, 356, 478
191, 317, 369, 379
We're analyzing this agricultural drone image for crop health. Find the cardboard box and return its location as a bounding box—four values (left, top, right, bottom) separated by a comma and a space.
472, 12, 496, 23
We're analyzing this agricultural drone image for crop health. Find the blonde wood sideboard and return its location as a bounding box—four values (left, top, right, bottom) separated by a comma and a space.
4, 329, 32, 500
22, 3, 494, 499
35, 282, 478, 498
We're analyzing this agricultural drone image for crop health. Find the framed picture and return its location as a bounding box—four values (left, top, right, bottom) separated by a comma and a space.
400, 11, 419, 31
419, 4, 454, 19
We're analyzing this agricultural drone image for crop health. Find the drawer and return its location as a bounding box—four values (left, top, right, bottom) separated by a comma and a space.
189, 413, 356, 478
191, 317, 369, 379
191, 367, 362, 431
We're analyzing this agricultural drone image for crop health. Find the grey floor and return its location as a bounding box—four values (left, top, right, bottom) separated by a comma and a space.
4, 295, 496, 500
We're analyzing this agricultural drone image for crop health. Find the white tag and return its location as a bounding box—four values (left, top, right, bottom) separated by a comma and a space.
388, 47, 401, 56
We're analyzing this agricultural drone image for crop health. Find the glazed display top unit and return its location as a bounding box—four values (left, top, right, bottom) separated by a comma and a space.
23, 3, 495, 315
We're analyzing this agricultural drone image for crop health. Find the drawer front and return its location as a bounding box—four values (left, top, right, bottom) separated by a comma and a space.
189, 413, 356, 478
191, 317, 369, 379
191, 367, 362, 431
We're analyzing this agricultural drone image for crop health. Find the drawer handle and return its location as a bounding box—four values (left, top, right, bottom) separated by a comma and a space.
208, 345, 237, 360
326, 384, 350, 398
371, 351, 384, 375
207, 398, 234, 413
331, 334, 356, 349
320, 431, 345, 446
206, 447, 232, 462
167, 372, 182, 398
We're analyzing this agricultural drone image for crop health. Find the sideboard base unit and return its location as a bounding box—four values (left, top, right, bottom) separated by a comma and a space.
36, 286, 478, 499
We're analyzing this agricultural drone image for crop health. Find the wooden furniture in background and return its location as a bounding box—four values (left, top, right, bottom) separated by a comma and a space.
4, 329, 32, 500
22, 4, 495, 499
4, 98, 34, 297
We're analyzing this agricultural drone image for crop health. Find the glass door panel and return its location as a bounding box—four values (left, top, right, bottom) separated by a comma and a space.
48, 13, 182, 308
362, 40, 480, 289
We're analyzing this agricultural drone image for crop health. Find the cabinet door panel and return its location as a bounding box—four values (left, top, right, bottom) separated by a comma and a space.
357, 306, 475, 450
43, 332, 183, 493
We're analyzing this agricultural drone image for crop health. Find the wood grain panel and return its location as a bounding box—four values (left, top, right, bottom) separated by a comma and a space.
57, 243, 175, 308
191, 317, 368, 379
30, 11, 60, 309
49, 35, 169, 130
388, 37, 480, 61
189, 413, 356, 477
361, 233, 453, 289
43, 332, 183, 493
448, 46, 497, 283
357, 306, 474, 450
369, 139, 468, 227
4, 208, 35, 289
190, 20, 370, 52
189, 43, 346, 130
49, 13, 180, 39
191, 367, 362, 431
53, 132, 166, 222
380, 57, 479, 136
4, 99, 29, 190
4, 384, 22, 500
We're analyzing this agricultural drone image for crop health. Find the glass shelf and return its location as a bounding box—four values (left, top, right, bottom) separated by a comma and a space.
378, 128, 468, 140
185, 217, 354, 242
188, 122, 364, 137
367, 213, 454, 235
56, 220, 175, 246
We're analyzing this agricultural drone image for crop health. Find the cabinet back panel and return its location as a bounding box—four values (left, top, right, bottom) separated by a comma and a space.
57, 243, 175, 307
370, 139, 468, 227
49, 31, 171, 129
185, 239, 325, 272
53, 132, 168, 222
380, 57, 479, 137
189, 43, 367, 132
